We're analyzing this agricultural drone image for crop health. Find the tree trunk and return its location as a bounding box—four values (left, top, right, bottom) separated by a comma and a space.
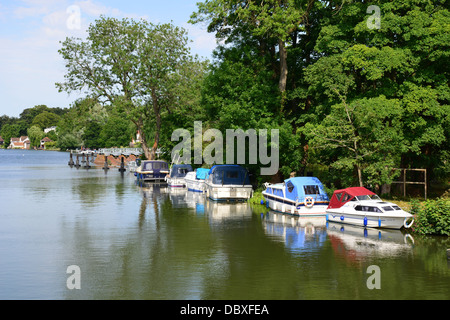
356, 164, 363, 187
149, 89, 161, 161
150, 111, 161, 160
138, 128, 152, 160
278, 39, 288, 93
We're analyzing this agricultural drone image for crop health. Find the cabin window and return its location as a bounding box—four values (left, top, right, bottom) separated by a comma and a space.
335, 193, 343, 202
342, 193, 350, 202
287, 182, 295, 193
304, 185, 319, 195
355, 206, 382, 213
383, 206, 394, 211
226, 171, 239, 179
153, 162, 161, 170
392, 205, 401, 211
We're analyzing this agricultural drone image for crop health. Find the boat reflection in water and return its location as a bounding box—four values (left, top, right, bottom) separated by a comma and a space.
204, 199, 253, 223
262, 211, 328, 254
327, 222, 415, 262
168, 185, 188, 208
185, 190, 207, 215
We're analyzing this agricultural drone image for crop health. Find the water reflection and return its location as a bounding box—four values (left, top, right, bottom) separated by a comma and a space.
262, 211, 328, 255
327, 222, 414, 262
1, 152, 448, 300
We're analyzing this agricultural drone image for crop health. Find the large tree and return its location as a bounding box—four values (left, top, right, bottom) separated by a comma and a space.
303, 0, 449, 185
56, 16, 204, 159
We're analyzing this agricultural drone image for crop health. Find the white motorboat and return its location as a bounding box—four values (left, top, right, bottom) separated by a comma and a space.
204, 165, 253, 201
185, 168, 209, 193
326, 187, 414, 229
166, 164, 193, 188
262, 177, 330, 216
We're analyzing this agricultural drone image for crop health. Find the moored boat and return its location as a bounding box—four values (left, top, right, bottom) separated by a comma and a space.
135, 160, 169, 182
262, 177, 330, 216
325, 187, 414, 229
185, 168, 210, 193
204, 165, 253, 201
166, 164, 193, 188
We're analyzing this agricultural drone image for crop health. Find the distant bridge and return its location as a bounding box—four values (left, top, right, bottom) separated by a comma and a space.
71, 148, 144, 157
98, 148, 143, 157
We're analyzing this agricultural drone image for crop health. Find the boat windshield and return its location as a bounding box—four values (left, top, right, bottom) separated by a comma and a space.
355, 194, 381, 201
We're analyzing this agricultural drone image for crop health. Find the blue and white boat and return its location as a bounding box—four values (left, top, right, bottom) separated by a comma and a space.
136, 160, 169, 182
262, 177, 330, 216
185, 168, 210, 193
166, 164, 193, 188
205, 165, 253, 201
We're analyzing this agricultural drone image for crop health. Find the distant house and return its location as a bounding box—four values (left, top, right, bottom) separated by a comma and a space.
9, 136, 31, 149
40, 137, 53, 149
44, 126, 57, 134
0, 136, 4, 146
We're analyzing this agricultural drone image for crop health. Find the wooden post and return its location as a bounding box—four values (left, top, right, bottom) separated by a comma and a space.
403, 168, 406, 197
103, 156, 109, 170
424, 169, 427, 200
68, 152, 74, 166
119, 157, 126, 172
85, 154, 91, 169
75, 154, 80, 168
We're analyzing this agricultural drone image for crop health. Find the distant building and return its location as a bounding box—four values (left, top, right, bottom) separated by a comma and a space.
40, 137, 53, 149
9, 136, 31, 149
0, 136, 4, 146
44, 126, 57, 134
130, 131, 141, 147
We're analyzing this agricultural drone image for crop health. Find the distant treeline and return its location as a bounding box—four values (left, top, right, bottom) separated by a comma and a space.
2, 0, 449, 194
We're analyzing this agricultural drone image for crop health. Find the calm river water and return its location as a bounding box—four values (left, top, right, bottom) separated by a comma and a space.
0, 150, 449, 300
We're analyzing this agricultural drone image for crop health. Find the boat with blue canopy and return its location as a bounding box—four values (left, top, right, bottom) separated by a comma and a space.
135, 160, 169, 182
205, 165, 253, 201
262, 177, 330, 216
185, 168, 210, 193
166, 164, 193, 188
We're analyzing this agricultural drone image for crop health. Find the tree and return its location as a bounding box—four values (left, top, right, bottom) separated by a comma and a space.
31, 111, 61, 130
302, 95, 405, 188
82, 121, 102, 149
56, 16, 205, 159
27, 126, 45, 148
0, 123, 20, 148
190, 0, 316, 94
302, 0, 449, 185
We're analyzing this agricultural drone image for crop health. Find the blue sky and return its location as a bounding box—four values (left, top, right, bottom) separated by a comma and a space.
0, 0, 217, 117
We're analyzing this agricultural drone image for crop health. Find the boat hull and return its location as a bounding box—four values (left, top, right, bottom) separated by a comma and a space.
263, 193, 328, 216
326, 210, 414, 229
166, 177, 186, 188
206, 184, 253, 201
185, 178, 206, 193
136, 171, 167, 182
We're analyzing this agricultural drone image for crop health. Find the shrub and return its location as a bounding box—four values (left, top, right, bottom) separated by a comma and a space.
411, 198, 450, 236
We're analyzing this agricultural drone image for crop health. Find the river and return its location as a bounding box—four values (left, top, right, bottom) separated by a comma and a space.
0, 149, 449, 300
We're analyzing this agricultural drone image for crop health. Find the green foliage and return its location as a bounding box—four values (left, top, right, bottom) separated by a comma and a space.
27, 126, 45, 147
31, 111, 61, 130
0, 123, 21, 148
411, 198, 450, 236
57, 16, 207, 159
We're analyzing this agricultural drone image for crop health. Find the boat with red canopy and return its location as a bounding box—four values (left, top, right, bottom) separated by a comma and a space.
326, 187, 414, 229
